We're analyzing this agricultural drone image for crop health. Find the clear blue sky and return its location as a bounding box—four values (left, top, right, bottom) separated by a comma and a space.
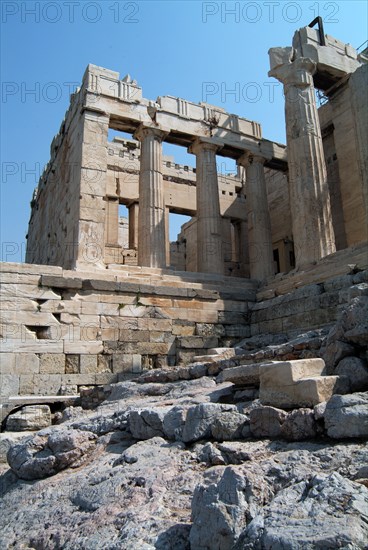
1, 0, 367, 263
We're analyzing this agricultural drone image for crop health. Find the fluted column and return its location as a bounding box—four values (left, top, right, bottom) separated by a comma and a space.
134, 125, 168, 268
238, 153, 274, 280
269, 54, 335, 267
189, 139, 223, 274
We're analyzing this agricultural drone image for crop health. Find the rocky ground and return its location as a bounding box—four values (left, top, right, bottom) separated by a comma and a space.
1, 295, 367, 549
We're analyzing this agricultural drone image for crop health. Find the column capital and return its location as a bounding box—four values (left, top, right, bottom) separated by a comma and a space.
188, 138, 220, 156
133, 124, 169, 143
269, 57, 316, 88
237, 152, 266, 167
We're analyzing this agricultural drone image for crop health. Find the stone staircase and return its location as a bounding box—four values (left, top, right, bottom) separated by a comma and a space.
258, 358, 348, 408
212, 353, 349, 408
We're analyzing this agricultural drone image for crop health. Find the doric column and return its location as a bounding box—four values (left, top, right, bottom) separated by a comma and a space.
134, 125, 168, 268
238, 153, 274, 280
269, 54, 335, 267
188, 139, 224, 274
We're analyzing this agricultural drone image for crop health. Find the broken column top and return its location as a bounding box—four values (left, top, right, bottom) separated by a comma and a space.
269, 25, 363, 91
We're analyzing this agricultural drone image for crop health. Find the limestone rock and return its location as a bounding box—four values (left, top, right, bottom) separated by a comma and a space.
1, 372, 368, 549
323, 339, 356, 371
5, 405, 51, 432
182, 403, 239, 443
250, 406, 287, 438
211, 411, 250, 441
280, 408, 317, 441
190, 466, 269, 550
7, 428, 97, 480
162, 406, 187, 441
313, 401, 327, 420
323, 296, 368, 370
128, 408, 166, 440
195, 442, 227, 466
335, 356, 368, 391
324, 392, 368, 439
0, 433, 29, 463
237, 473, 368, 549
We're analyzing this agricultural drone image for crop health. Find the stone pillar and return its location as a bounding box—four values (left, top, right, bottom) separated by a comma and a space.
76, 110, 110, 269
238, 154, 274, 280
189, 139, 224, 274
134, 125, 168, 268
128, 202, 139, 250
269, 53, 336, 267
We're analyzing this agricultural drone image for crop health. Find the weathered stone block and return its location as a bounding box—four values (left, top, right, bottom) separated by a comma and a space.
0, 374, 20, 396
6, 405, 51, 431
211, 412, 250, 441
65, 355, 80, 374
224, 325, 250, 338
182, 403, 239, 443
137, 342, 170, 355
95, 373, 117, 385
112, 354, 133, 373
217, 364, 260, 386
259, 359, 348, 408
119, 329, 149, 342
335, 356, 368, 391
179, 336, 218, 349
41, 275, 83, 289
280, 408, 317, 441
19, 374, 35, 395
80, 355, 98, 374
250, 406, 287, 438
324, 392, 368, 439
40, 354, 65, 374
0, 353, 16, 374
97, 354, 112, 372
64, 341, 103, 354
34, 375, 62, 395
195, 323, 225, 337
137, 318, 172, 331
128, 408, 166, 440
15, 354, 40, 375
61, 374, 96, 386
172, 323, 196, 336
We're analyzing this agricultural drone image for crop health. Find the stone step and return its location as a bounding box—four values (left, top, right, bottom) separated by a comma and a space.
258, 359, 349, 408
257, 242, 368, 300
192, 354, 221, 363
259, 359, 325, 386
208, 347, 235, 356
217, 363, 263, 386
193, 348, 236, 363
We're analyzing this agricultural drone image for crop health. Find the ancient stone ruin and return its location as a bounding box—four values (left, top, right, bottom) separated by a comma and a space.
1, 22, 367, 549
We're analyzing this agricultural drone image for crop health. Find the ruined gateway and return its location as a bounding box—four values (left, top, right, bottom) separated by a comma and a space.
1, 23, 368, 549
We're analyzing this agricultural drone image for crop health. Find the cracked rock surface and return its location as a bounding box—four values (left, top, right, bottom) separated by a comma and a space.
1, 375, 367, 549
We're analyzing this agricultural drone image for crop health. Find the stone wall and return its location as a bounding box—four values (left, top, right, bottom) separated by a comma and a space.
0, 262, 256, 399
318, 63, 368, 248
26, 92, 83, 269
251, 243, 368, 337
